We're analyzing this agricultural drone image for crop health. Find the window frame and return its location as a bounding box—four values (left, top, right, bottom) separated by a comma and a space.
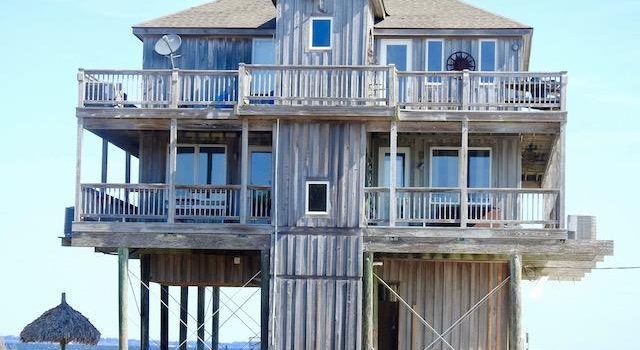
305, 180, 330, 215
252, 37, 275, 64
248, 146, 273, 186
379, 39, 413, 71
169, 144, 228, 185
309, 17, 333, 50
479, 39, 497, 84
425, 39, 445, 84
428, 146, 492, 188
377, 147, 412, 187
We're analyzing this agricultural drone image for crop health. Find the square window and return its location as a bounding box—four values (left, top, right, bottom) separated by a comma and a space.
310, 18, 332, 49
306, 181, 329, 214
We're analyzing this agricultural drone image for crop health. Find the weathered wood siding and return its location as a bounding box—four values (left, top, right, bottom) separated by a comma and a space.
276, 121, 366, 227
375, 37, 524, 71
148, 252, 261, 286
142, 35, 256, 69
272, 232, 362, 350
379, 259, 509, 350
275, 0, 372, 65
368, 134, 520, 188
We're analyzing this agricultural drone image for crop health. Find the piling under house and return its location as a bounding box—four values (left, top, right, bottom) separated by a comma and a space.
64, 0, 613, 349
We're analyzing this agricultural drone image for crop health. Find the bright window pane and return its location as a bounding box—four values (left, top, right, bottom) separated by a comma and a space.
311, 19, 331, 48
382, 153, 406, 187
431, 149, 459, 187
308, 183, 328, 212
386, 45, 408, 71
176, 147, 195, 185
251, 151, 272, 185
427, 41, 443, 71
480, 41, 496, 71
253, 39, 275, 64
468, 150, 491, 188
197, 147, 226, 185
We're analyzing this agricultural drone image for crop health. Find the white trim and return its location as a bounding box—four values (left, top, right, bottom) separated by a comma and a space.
248, 146, 272, 186
378, 147, 411, 187
425, 39, 444, 71
305, 180, 330, 215
252, 38, 275, 64
479, 39, 498, 72
309, 17, 333, 50
429, 146, 492, 187
379, 39, 413, 71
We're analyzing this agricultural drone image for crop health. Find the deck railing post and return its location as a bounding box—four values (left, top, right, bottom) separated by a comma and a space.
77, 68, 85, 108
168, 119, 177, 223
462, 69, 470, 110
170, 69, 179, 108
75, 118, 84, 222
238, 63, 248, 106
560, 71, 568, 111
460, 119, 469, 227
389, 121, 398, 226
387, 64, 397, 107
240, 119, 249, 224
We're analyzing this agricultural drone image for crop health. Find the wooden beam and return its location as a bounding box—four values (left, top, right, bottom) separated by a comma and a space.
389, 121, 397, 226
211, 287, 220, 350
509, 254, 523, 350
101, 139, 108, 183
118, 247, 129, 350
363, 227, 567, 240
168, 119, 177, 223
179, 287, 189, 350
72, 222, 272, 235
74, 118, 84, 221
125, 152, 132, 184
362, 252, 374, 350
160, 285, 169, 350
197, 287, 205, 350
240, 119, 249, 224
559, 122, 566, 229
140, 255, 150, 350
460, 119, 469, 227
260, 250, 270, 350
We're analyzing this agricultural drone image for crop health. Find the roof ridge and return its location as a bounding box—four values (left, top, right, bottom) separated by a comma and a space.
134, 0, 222, 28
453, 0, 530, 28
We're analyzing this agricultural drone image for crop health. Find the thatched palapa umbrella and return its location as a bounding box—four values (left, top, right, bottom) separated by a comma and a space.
20, 293, 101, 350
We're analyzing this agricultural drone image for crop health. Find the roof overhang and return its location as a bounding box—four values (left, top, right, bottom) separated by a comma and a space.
369, 0, 388, 19
132, 26, 275, 40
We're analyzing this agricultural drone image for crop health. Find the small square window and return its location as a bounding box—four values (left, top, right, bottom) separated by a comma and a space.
306, 181, 329, 214
310, 18, 332, 50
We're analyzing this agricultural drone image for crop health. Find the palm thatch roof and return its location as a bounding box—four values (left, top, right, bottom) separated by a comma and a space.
20, 293, 101, 347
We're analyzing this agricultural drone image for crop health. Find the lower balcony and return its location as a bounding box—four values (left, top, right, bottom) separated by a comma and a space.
364, 187, 561, 229
78, 183, 271, 224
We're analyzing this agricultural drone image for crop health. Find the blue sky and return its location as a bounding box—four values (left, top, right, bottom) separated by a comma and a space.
0, 0, 638, 349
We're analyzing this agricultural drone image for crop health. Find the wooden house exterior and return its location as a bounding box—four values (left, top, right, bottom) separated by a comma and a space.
64, 0, 613, 349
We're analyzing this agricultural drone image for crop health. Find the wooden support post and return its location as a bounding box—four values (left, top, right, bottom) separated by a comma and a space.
168, 119, 177, 223
170, 69, 179, 108
460, 119, 469, 227
509, 254, 523, 350
101, 139, 108, 183
362, 252, 374, 350
240, 119, 249, 224
125, 152, 132, 184
389, 121, 398, 226
179, 287, 189, 350
211, 287, 220, 350
197, 287, 206, 350
140, 255, 150, 350
160, 285, 169, 350
74, 118, 84, 221
560, 72, 568, 111
462, 70, 470, 110
387, 64, 397, 107
77, 69, 85, 107
558, 122, 566, 229
238, 63, 247, 106
118, 248, 129, 350
261, 250, 270, 350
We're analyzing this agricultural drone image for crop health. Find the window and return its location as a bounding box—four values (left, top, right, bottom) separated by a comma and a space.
380, 39, 412, 71
306, 181, 329, 214
378, 147, 411, 187
252, 38, 275, 64
426, 40, 444, 83
249, 148, 272, 186
176, 145, 226, 185
479, 40, 496, 83
430, 147, 492, 188
310, 18, 332, 50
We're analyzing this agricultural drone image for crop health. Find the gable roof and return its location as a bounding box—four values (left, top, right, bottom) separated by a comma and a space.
134, 0, 529, 31
377, 0, 530, 29
134, 0, 276, 29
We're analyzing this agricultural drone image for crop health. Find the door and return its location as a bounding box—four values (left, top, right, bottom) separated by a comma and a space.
377, 147, 411, 222
380, 40, 412, 104
252, 38, 276, 102
249, 147, 272, 222
378, 283, 399, 350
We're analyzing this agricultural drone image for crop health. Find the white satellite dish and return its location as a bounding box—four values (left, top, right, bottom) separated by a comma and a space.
154, 34, 182, 68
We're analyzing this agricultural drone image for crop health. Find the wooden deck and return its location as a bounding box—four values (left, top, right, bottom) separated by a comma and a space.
77, 66, 567, 118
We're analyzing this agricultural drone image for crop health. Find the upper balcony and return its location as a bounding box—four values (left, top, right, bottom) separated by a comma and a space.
77, 66, 567, 121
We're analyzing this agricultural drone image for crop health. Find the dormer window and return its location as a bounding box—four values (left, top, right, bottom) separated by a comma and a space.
310, 17, 332, 50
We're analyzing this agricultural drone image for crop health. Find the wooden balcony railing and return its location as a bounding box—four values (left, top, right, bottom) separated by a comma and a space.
78, 183, 271, 224
364, 187, 561, 228
78, 68, 566, 112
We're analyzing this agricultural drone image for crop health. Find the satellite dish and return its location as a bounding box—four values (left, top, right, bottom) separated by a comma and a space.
154, 34, 182, 68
